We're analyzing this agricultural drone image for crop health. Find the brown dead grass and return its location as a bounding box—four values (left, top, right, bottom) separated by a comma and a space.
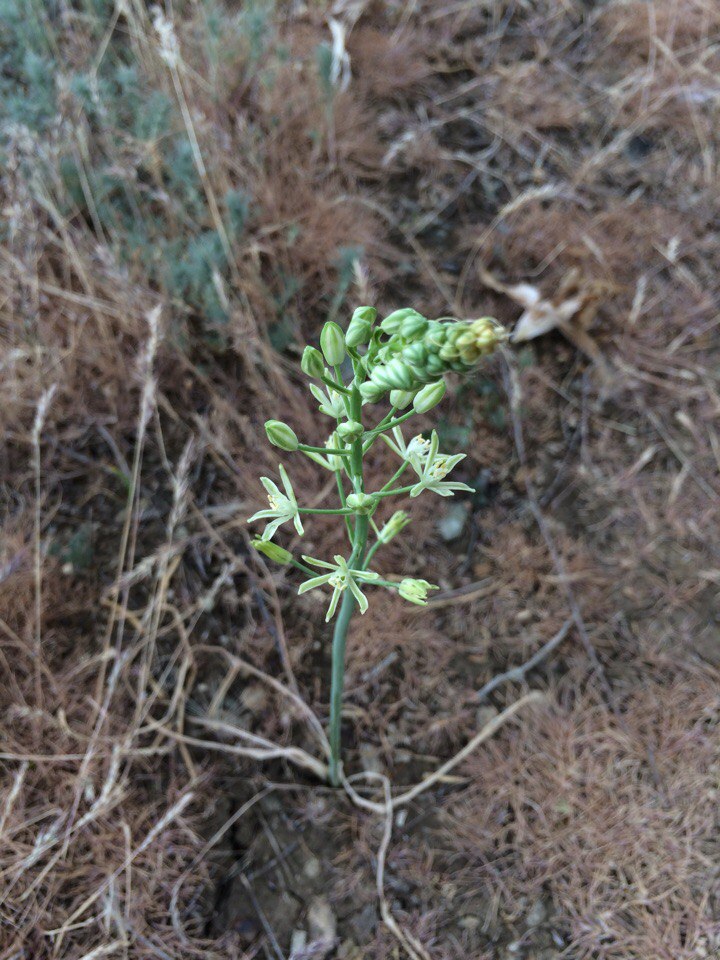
1, 0, 719, 957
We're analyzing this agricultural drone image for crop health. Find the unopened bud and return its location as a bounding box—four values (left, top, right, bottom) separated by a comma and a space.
320, 321, 346, 366
252, 539, 293, 564
399, 313, 428, 339
398, 578, 438, 605
265, 420, 299, 451
359, 380, 386, 403
425, 353, 445, 376
370, 358, 416, 391
301, 345, 325, 379
337, 420, 364, 441
389, 389, 416, 409
378, 510, 410, 543
380, 308, 425, 335
413, 379, 446, 414
401, 342, 429, 367
346, 306, 376, 348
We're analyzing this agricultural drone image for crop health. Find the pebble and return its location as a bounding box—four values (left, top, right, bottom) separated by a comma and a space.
526, 897, 548, 927
475, 705, 499, 728
307, 896, 337, 942
303, 856, 321, 880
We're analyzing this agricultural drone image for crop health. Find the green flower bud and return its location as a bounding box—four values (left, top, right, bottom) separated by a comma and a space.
380, 308, 425, 335
301, 345, 325, 379
359, 380, 386, 403
424, 353, 445, 376
320, 321, 346, 366
401, 342, 429, 367
398, 578, 438, 605
346, 492, 377, 514
265, 419, 299, 451
399, 313, 428, 339
439, 341, 460, 362
252, 539, 293, 564
345, 306, 377, 348
337, 420, 364, 441
378, 510, 410, 543
389, 389, 417, 409
413, 379, 446, 414
371, 358, 415, 390
423, 321, 448, 348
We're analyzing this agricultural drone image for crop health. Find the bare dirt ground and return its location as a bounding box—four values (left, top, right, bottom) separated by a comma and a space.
1, 2, 719, 959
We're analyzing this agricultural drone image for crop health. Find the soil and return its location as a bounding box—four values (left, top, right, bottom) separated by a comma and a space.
2, 2, 718, 959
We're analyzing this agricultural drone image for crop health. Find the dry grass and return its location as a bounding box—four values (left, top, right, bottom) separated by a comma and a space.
1, 0, 719, 957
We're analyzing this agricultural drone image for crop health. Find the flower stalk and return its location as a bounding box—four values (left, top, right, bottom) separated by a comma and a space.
248, 305, 506, 784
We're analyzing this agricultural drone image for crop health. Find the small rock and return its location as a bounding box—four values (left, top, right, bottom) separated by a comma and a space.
240, 684, 267, 713
307, 896, 337, 942
459, 915, 480, 931
289, 929, 307, 956
359, 742, 383, 774
476, 705, 499, 728
526, 898, 548, 927
438, 501, 469, 541
303, 857, 321, 880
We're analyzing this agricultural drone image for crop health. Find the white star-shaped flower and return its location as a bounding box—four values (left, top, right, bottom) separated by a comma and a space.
248, 464, 304, 541
381, 426, 432, 476
309, 379, 345, 419
298, 555, 380, 621
409, 431, 473, 498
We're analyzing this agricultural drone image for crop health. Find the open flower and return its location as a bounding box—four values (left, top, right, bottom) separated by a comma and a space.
397, 578, 439, 605
248, 464, 304, 541
309, 379, 345, 419
381, 426, 432, 476
298, 555, 380, 621
409, 431, 473, 498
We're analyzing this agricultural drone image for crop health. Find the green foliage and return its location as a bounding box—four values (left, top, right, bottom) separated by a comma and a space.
0, 0, 262, 343
0, 0, 369, 352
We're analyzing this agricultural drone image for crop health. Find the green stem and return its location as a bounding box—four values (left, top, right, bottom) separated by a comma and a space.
298, 443, 350, 455
362, 409, 416, 452
334, 365, 353, 418
299, 507, 354, 515
335, 470, 354, 542
328, 382, 367, 786
328, 512, 367, 785
379, 462, 408, 493
289, 557, 318, 577
321, 374, 351, 395
362, 537, 382, 569
372, 483, 415, 499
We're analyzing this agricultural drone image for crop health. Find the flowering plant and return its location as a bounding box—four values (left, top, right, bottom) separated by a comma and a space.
249, 306, 506, 784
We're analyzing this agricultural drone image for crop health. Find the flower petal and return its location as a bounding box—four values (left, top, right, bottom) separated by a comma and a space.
278, 464, 295, 502
301, 555, 337, 570
261, 517, 285, 540
325, 586, 342, 621
349, 579, 369, 614
248, 508, 278, 522
260, 477, 282, 499
298, 573, 333, 594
